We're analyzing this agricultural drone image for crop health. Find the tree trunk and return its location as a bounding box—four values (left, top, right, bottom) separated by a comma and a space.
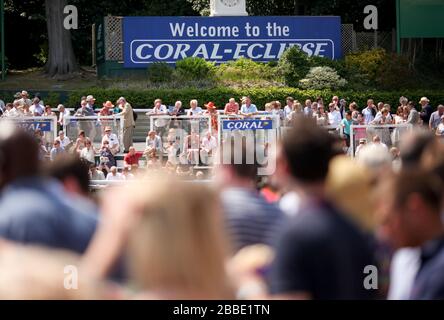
44, 0, 79, 78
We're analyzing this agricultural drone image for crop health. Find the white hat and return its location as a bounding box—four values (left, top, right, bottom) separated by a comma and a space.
419, 97, 429, 103
86, 95, 96, 101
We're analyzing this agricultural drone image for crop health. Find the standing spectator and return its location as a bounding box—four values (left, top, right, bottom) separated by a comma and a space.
116, 97, 135, 153
239, 96, 258, 118
147, 98, 168, 115
0, 97, 5, 115
269, 117, 375, 300
121, 166, 135, 180
355, 138, 367, 157
313, 104, 329, 126
49, 140, 65, 161
85, 95, 97, 115
419, 97, 433, 127
204, 101, 219, 133
55, 130, 71, 149
169, 100, 185, 116
99, 101, 114, 116
187, 99, 203, 116
75, 99, 89, 116
283, 97, 295, 119
429, 104, 444, 130
341, 111, 353, 147
303, 99, 312, 117
29, 98, 44, 116
435, 115, 444, 137
0, 127, 97, 254
102, 126, 120, 155
406, 102, 420, 125
394, 106, 406, 124
215, 137, 284, 253
362, 99, 377, 124
57, 104, 70, 127
328, 102, 342, 126
80, 138, 96, 164
224, 98, 239, 115
377, 171, 444, 299
43, 105, 55, 117
19, 90, 32, 107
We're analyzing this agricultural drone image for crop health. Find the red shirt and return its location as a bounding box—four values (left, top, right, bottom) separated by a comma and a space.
124, 152, 143, 165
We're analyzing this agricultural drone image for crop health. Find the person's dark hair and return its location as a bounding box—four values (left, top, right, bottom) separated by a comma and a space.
391, 170, 442, 213
346, 110, 352, 116
282, 116, 339, 183
400, 130, 435, 167
45, 154, 91, 194
220, 134, 259, 181
0, 127, 40, 190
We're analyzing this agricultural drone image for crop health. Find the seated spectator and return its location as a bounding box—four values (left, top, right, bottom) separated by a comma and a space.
187, 99, 203, 116
145, 130, 162, 160
182, 130, 200, 165
74, 130, 87, 154
122, 166, 135, 180
224, 98, 239, 115
50, 140, 65, 161
106, 166, 125, 181
55, 130, 71, 149
99, 140, 116, 169
200, 131, 217, 165
80, 138, 96, 164
102, 126, 120, 155
90, 164, 105, 181
0, 126, 98, 254
124, 146, 143, 170
371, 135, 388, 151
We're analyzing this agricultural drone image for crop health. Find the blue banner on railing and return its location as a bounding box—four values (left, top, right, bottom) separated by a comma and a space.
123, 16, 341, 67
16, 121, 52, 132
222, 119, 273, 131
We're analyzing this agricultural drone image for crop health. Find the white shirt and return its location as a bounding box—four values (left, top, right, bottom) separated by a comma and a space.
151, 104, 168, 115
30, 104, 44, 116
201, 135, 217, 151
106, 172, 125, 181
328, 110, 342, 126
388, 248, 420, 300
56, 136, 71, 149
279, 191, 301, 217
102, 133, 119, 150
283, 105, 293, 119
58, 109, 70, 124
80, 147, 95, 163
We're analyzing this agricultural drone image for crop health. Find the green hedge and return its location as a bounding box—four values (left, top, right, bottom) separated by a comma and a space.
67, 87, 444, 111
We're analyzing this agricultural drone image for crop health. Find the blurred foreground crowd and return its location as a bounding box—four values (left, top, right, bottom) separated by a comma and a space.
0, 112, 444, 299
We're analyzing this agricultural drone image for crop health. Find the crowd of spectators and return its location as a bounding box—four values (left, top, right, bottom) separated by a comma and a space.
0, 87, 444, 299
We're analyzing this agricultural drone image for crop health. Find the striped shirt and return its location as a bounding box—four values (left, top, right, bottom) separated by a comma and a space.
221, 187, 285, 253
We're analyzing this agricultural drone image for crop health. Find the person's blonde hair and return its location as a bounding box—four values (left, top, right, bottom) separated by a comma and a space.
126, 178, 233, 299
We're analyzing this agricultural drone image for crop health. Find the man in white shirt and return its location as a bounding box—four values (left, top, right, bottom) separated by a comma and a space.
362, 99, 376, 124
200, 131, 218, 165
147, 98, 168, 115
29, 98, 44, 116
102, 126, 120, 155
328, 103, 342, 126
57, 104, 70, 126
106, 166, 125, 181
55, 130, 71, 149
283, 97, 294, 119
187, 99, 203, 116
18, 91, 32, 108
90, 164, 105, 181
239, 96, 258, 117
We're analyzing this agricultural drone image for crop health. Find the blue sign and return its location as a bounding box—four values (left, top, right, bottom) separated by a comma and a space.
16, 121, 52, 132
222, 119, 273, 131
123, 16, 342, 67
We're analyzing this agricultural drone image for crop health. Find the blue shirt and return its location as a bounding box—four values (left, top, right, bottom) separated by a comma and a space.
410, 235, 444, 299
221, 187, 284, 253
240, 104, 258, 115
0, 177, 98, 253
